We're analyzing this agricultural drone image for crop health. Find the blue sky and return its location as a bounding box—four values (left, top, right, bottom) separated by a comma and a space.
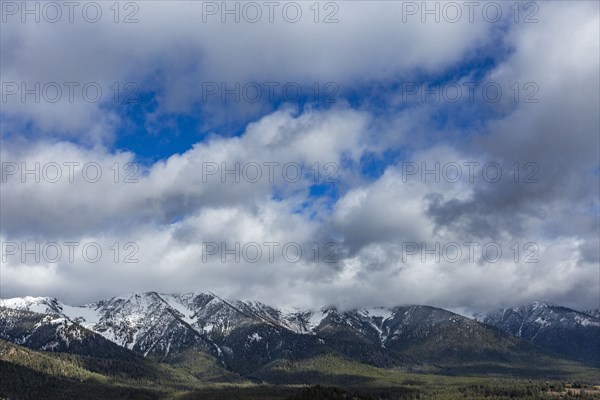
111, 40, 508, 165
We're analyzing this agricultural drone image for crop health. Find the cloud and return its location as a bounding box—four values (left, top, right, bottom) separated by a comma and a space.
1, 1, 495, 143
425, 1, 599, 244
1, 106, 370, 238
1, 1, 598, 313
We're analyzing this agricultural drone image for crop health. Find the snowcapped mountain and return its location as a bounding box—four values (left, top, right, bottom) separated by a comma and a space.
0, 292, 326, 369
477, 302, 600, 363
0, 293, 388, 347
2, 294, 598, 373
0, 306, 135, 359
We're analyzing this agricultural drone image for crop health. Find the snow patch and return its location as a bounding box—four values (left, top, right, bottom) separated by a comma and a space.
248, 332, 263, 343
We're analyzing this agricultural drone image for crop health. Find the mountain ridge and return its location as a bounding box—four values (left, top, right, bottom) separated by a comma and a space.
1, 292, 599, 374
476, 301, 600, 363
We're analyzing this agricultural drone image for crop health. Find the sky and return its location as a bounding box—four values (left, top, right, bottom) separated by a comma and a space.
0, 0, 599, 313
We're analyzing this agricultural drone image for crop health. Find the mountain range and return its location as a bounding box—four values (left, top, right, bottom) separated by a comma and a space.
1, 292, 598, 383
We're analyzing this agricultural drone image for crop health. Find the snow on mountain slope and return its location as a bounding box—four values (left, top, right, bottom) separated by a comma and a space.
0, 294, 471, 351
158, 293, 197, 325
2, 293, 220, 360
478, 302, 600, 363
0, 297, 63, 316
3, 294, 599, 366
477, 302, 600, 334
0, 307, 135, 359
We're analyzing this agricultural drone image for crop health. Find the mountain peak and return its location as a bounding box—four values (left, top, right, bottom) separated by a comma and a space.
530, 300, 549, 308
0, 296, 62, 316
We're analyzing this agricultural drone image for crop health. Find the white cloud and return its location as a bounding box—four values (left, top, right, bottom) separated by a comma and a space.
1, 106, 370, 237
